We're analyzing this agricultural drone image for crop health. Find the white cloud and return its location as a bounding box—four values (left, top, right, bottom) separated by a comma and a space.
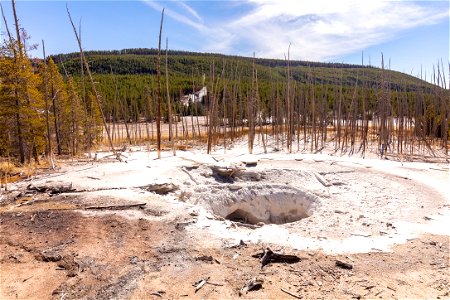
222, 0, 448, 60
141, 0, 448, 62
140, 0, 233, 53
176, 2, 203, 23
141, 0, 206, 31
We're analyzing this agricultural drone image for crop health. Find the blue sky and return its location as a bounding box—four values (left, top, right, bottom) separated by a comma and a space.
1, 0, 448, 85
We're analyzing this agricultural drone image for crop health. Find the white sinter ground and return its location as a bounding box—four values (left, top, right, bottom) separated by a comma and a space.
11, 138, 449, 254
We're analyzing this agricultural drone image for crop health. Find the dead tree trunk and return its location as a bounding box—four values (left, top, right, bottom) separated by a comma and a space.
67, 5, 117, 158
155, 9, 164, 158
165, 38, 175, 156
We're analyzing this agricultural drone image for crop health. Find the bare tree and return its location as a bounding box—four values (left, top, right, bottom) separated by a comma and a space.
66, 5, 117, 158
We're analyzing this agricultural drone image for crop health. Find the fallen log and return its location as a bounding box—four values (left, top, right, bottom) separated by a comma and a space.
252, 248, 301, 268
211, 165, 243, 178
193, 277, 209, 293
84, 203, 146, 210
335, 260, 353, 269
281, 287, 303, 299
239, 278, 263, 296
142, 183, 178, 195
27, 183, 75, 195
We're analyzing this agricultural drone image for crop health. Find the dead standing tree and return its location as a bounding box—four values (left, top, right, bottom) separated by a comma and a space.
155, 9, 165, 159
41, 40, 55, 168
66, 6, 118, 159
165, 38, 176, 156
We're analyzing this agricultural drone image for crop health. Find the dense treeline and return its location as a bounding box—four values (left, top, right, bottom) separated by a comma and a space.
53, 48, 436, 92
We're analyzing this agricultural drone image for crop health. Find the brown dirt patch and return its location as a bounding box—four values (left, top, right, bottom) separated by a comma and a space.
0, 204, 448, 299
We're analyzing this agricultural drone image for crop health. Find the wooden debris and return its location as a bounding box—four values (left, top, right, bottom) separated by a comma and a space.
150, 291, 165, 297
193, 277, 209, 293
280, 287, 302, 299
314, 172, 331, 187
180, 167, 199, 184
211, 165, 243, 178
253, 247, 301, 268
227, 240, 247, 249
27, 183, 75, 195
207, 281, 224, 286
143, 183, 178, 195
85, 203, 146, 210
244, 160, 258, 167
231, 221, 262, 229
239, 278, 263, 296
335, 260, 353, 269
195, 255, 216, 263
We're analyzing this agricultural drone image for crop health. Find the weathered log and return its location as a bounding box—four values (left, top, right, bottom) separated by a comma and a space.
239, 278, 263, 296
211, 165, 242, 178
193, 277, 209, 293
252, 247, 301, 268
27, 183, 75, 195
281, 287, 303, 299
335, 260, 353, 269
84, 203, 146, 210
142, 183, 178, 195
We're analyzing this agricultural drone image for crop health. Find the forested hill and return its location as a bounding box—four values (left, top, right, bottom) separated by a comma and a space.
52, 48, 435, 93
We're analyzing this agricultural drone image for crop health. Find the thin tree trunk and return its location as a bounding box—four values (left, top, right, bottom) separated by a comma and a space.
156, 9, 164, 158
67, 6, 117, 158
165, 38, 175, 156
42, 41, 55, 168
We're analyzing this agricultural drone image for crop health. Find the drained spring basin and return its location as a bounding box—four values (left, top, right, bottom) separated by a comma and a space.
209, 186, 318, 225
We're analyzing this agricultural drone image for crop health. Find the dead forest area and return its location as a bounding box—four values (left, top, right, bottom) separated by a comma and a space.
0, 1, 449, 175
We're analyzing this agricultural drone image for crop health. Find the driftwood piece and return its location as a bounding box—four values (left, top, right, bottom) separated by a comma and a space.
27, 183, 75, 195
181, 167, 199, 184
207, 281, 224, 286
227, 240, 247, 249
196, 255, 212, 262
239, 278, 263, 296
231, 221, 263, 230
84, 203, 146, 210
253, 248, 301, 268
211, 166, 243, 178
142, 183, 178, 195
335, 260, 353, 269
195, 255, 220, 264
193, 277, 209, 293
313, 172, 331, 187
243, 160, 258, 167
150, 291, 165, 297
280, 288, 303, 299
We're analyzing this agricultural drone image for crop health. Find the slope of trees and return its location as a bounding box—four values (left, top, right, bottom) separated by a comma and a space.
52, 48, 436, 92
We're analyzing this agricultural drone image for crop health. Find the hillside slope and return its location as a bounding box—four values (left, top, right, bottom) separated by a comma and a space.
53, 48, 436, 93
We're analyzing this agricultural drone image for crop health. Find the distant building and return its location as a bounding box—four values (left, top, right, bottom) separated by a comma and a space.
180, 86, 207, 106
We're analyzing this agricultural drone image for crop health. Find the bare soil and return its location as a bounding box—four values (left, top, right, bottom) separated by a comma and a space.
0, 207, 448, 299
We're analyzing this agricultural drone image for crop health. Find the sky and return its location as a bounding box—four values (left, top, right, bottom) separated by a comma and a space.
0, 0, 448, 85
